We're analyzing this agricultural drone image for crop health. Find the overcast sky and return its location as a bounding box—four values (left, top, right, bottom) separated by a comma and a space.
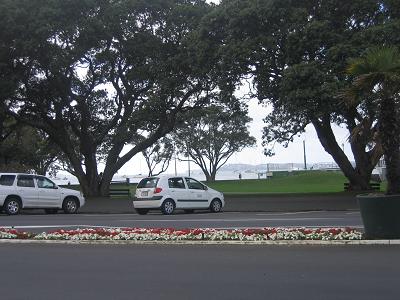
114, 78, 355, 175
236, 99, 353, 165
116, 96, 353, 176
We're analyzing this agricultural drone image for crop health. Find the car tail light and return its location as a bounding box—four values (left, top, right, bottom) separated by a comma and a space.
154, 187, 162, 194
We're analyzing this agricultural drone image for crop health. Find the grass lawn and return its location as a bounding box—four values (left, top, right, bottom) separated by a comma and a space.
62, 170, 383, 196
206, 171, 349, 194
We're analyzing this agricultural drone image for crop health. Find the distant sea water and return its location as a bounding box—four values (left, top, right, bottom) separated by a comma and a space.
52, 170, 267, 185
52, 161, 354, 185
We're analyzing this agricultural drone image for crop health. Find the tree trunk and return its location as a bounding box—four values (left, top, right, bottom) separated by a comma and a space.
62, 143, 109, 198
204, 174, 213, 182
312, 117, 376, 191
199, 166, 213, 182
77, 169, 113, 198
209, 168, 217, 182
380, 97, 400, 194
75, 172, 110, 198
79, 181, 99, 198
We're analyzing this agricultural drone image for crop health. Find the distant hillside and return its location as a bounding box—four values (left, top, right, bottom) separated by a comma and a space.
219, 163, 308, 172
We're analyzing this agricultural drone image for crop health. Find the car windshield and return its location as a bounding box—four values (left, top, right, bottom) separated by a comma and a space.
137, 177, 159, 188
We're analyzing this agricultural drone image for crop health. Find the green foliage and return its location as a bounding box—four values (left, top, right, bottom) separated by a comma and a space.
253, 0, 389, 150
0, 117, 60, 175
347, 47, 400, 86
173, 96, 256, 181
200, 0, 398, 190
1, 0, 220, 196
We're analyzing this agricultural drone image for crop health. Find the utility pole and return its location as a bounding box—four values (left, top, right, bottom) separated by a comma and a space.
187, 142, 191, 177
303, 140, 307, 170
174, 144, 177, 176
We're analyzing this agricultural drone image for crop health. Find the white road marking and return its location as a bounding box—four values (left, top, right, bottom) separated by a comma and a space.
79, 212, 247, 217
2, 224, 364, 230
79, 214, 138, 217
116, 217, 343, 222
256, 211, 323, 216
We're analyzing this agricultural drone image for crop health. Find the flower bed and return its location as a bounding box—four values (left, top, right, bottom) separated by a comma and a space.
0, 227, 363, 241
0, 228, 35, 240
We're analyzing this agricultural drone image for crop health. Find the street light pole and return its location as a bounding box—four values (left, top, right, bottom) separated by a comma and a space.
174, 145, 177, 176
187, 142, 191, 177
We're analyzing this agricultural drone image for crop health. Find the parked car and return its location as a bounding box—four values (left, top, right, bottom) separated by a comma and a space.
0, 173, 85, 215
133, 176, 224, 215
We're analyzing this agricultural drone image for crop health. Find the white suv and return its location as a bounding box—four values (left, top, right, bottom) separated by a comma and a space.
0, 173, 85, 215
133, 176, 224, 215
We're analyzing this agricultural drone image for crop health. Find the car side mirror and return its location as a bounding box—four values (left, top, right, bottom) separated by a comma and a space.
204, 186, 208, 190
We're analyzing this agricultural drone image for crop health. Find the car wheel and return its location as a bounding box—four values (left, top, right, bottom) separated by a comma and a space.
62, 197, 79, 214
161, 199, 175, 215
136, 208, 149, 215
210, 199, 222, 213
44, 208, 58, 214
184, 209, 194, 214
3, 197, 22, 215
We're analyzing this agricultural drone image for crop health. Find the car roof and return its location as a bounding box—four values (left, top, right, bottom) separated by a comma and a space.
0, 173, 42, 176
140, 175, 205, 183
141, 175, 196, 179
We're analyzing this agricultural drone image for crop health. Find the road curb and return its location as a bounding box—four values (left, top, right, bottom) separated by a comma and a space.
0, 239, 399, 245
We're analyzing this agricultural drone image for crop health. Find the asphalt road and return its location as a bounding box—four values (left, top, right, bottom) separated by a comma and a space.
0, 243, 399, 300
0, 211, 363, 232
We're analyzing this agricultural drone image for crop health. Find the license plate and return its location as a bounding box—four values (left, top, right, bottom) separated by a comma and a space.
141, 191, 148, 196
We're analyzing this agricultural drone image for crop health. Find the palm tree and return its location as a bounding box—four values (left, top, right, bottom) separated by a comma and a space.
346, 46, 400, 194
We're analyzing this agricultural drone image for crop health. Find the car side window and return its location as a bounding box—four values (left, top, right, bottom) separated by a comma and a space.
0, 175, 16, 186
185, 178, 205, 190
37, 177, 56, 189
17, 175, 35, 188
168, 177, 186, 189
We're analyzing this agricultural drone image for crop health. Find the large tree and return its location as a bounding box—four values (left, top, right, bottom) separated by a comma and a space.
347, 47, 400, 194
173, 98, 256, 182
200, 0, 399, 190
1, 0, 220, 196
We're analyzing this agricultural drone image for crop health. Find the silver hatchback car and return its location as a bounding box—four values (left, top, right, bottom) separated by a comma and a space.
133, 176, 224, 215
